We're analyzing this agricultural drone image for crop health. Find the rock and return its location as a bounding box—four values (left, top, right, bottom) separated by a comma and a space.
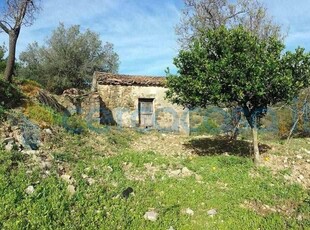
302, 148, 310, 154
168, 226, 175, 230
195, 174, 203, 181
29, 143, 39, 150
297, 214, 303, 221
298, 175, 304, 181
61, 174, 73, 184
25, 185, 35, 195
207, 209, 217, 216
81, 174, 88, 179
185, 208, 194, 216
44, 129, 53, 135
169, 169, 181, 177
87, 178, 96, 185
40, 161, 52, 170
284, 175, 290, 180
3, 137, 15, 144
106, 166, 113, 172
67, 185, 76, 196
296, 155, 303, 159
22, 150, 38, 155
144, 210, 158, 221
181, 167, 192, 177
5, 142, 14, 151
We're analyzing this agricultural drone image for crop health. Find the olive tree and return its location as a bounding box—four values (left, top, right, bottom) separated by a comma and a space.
166, 26, 310, 164
19, 23, 119, 94
0, 0, 40, 82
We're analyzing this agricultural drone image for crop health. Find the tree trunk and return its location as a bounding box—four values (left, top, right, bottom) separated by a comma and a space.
252, 126, 260, 165
4, 30, 19, 82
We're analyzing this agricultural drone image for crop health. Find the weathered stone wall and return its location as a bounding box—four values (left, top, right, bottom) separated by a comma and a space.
97, 85, 190, 134
58, 92, 101, 124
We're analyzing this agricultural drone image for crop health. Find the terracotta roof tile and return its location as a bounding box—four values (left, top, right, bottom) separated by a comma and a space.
94, 72, 166, 87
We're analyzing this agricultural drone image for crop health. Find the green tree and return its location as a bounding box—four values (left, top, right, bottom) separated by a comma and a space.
19, 23, 119, 94
166, 26, 310, 164
0, 0, 40, 82
0, 45, 7, 73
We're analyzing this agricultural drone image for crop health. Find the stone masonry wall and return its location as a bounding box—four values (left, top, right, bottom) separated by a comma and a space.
97, 84, 190, 134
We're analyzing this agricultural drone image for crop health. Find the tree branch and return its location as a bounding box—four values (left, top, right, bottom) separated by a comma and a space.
0, 21, 10, 34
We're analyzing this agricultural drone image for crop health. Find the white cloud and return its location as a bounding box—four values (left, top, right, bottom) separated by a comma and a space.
0, 0, 181, 76
261, 0, 310, 50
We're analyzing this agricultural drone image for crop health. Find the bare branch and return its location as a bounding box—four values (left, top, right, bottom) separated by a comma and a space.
176, 0, 284, 49
0, 21, 10, 33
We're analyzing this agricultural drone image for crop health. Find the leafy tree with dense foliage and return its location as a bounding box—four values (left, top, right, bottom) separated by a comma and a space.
0, 0, 40, 82
19, 23, 119, 94
166, 26, 310, 164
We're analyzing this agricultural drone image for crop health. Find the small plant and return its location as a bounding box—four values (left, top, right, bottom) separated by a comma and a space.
0, 105, 5, 120
0, 78, 24, 108
18, 79, 41, 97
62, 114, 87, 135
24, 103, 62, 126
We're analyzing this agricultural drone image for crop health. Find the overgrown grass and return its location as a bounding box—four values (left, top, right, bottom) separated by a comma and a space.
0, 129, 309, 229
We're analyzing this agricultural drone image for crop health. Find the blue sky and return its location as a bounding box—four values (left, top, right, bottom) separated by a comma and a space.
0, 0, 310, 76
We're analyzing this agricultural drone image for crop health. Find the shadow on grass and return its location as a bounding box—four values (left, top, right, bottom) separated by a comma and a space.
184, 136, 271, 157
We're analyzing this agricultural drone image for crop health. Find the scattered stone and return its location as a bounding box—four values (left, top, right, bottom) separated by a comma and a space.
144, 210, 158, 221
22, 150, 38, 155
195, 174, 203, 181
284, 175, 291, 180
40, 161, 52, 170
296, 155, 303, 159
81, 174, 88, 179
169, 169, 181, 177
44, 129, 53, 135
5, 142, 14, 151
67, 185, 76, 196
168, 226, 175, 230
25, 185, 35, 195
298, 175, 304, 181
87, 178, 96, 185
207, 209, 217, 216
297, 214, 303, 221
185, 208, 194, 216
29, 143, 39, 150
3, 137, 15, 144
181, 167, 192, 177
61, 174, 74, 184
302, 148, 310, 154
106, 166, 113, 172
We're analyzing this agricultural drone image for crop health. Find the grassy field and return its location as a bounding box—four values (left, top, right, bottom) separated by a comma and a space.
0, 127, 309, 229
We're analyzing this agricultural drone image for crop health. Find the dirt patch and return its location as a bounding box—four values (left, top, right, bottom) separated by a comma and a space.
131, 132, 192, 157
261, 151, 310, 189
241, 200, 298, 216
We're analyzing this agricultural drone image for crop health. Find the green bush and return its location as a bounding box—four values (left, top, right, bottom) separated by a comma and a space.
0, 78, 24, 108
62, 115, 87, 135
0, 105, 5, 120
24, 103, 62, 126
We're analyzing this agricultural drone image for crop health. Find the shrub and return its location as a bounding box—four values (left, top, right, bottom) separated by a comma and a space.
62, 115, 87, 135
0, 78, 24, 108
24, 103, 62, 126
0, 105, 5, 120
18, 79, 41, 97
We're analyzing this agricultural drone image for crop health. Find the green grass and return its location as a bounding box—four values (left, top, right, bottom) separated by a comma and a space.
0, 129, 309, 229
